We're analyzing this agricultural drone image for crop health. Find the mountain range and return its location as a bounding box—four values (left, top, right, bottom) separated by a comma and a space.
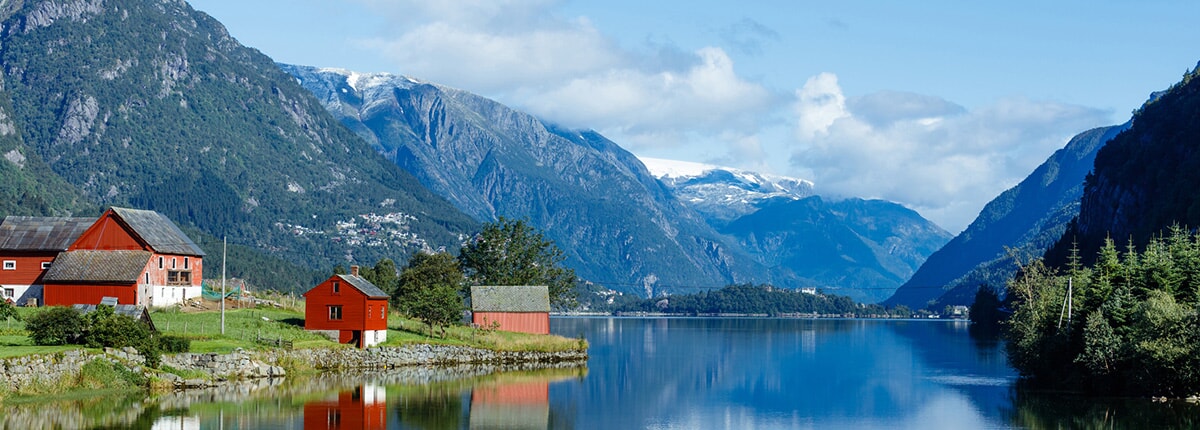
640, 158, 951, 303
0, 0, 999, 303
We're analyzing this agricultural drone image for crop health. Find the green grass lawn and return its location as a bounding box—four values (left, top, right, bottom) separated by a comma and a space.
0, 334, 84, 358
1, 301, 585, 357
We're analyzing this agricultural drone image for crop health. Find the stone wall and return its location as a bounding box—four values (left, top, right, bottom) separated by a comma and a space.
256, 344, 587, 371
0, 344, 587, 393
0, 350, 100, 393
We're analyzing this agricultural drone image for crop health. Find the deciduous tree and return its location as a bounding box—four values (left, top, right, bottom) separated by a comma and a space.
458, 217, 577, 307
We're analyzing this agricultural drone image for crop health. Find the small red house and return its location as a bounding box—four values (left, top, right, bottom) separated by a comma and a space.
0, 216, 94, 306
42, 207, 205, 307
304, 266, 389, 348
470, 285, 551, 335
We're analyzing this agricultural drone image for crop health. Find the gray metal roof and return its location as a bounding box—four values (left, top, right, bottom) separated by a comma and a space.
110, 207, 205, 256
337, 274, 389, 298
471, 286, 550, 312
72, 302, 156, 331
43, 250, 153, 283
0, 217, 95, 251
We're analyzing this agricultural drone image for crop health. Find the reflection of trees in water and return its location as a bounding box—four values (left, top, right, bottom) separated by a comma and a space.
1008, 390, 1200, 429
0, 390, 170, 429
394, 388, 463, 430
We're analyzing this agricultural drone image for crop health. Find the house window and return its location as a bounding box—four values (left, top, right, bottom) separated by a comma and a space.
368, 306, 372, 319
167, 271, 191, 285
328, 305, 343, 321
2, 261, 14, 270
332, 281, 340, 294
171, 258, 177, 269
2, 288, 12, 298
41, 261, 51, 270
381, 305, 386, 319
145, 273, 149, 284
158, 257, 163, 269
184, 257, 189, 269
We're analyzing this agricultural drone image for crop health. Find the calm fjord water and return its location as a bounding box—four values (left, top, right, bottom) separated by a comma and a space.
549, 317, 1015, 429
9, 317, 1200, 428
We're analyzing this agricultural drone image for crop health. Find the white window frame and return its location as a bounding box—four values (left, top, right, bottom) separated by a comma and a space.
2, 288, 13, 298
2, 260, 14, 270
184, 257, 190, 270
328, 305, 343, 321
41, 261, 51, 270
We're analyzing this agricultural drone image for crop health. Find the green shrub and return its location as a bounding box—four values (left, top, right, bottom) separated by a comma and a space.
25, 306, 85, 345
158, 335, 191, 353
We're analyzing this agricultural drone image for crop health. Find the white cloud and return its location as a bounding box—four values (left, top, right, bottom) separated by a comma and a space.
790, 73, 1111, 232
349, 0, 1116, 233
353, 0, 775, 158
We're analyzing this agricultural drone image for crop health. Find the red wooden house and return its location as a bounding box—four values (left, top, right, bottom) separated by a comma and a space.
42, 207, 205, 307
0, 216, 94, 306
470, 285, 551, 335
302, 384, 387, 430
304, 266, 389, 348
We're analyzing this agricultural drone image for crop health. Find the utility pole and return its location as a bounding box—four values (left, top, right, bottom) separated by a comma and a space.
221, 236, 226, 335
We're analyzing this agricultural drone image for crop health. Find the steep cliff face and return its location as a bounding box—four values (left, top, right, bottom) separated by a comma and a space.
884, 124, 1127, 308
284, 65, 769, 296
1053, 65, 1200, 264
0, 0, 477, 290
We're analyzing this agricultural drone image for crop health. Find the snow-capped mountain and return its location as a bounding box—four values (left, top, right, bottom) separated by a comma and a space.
642, 157, 951, 304
640, 157, 815, 226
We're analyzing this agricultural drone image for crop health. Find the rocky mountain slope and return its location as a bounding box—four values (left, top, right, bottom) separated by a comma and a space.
283, 65, 771, 297
884, 123, 1128, 308
1048, 64, 1200, 266
0, 0, 477, 291
642, 158, 950, 304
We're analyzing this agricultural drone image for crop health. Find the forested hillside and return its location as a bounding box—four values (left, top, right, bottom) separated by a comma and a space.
0, 0, 477, 292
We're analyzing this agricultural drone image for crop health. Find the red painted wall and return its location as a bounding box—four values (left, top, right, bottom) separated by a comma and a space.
0, 253, 56, 285
472, 312, 550, 335
69, 214, 143, 252
304, 276, 388, 333
69, 210, 204, 293
43, 283, 137, 306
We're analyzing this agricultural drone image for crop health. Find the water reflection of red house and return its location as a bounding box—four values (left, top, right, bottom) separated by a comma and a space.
469, 380, 550, 429
303, 384, 387, 430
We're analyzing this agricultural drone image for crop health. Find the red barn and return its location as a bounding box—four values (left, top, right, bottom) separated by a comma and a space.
0, 216, 94, 306
43, 207, 205, 307
304, 266, 389, 348
470, 286, 551, 335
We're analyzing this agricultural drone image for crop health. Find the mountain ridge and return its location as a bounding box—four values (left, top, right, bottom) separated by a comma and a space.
283, 64, 772, 297
884, 123, 1128, 308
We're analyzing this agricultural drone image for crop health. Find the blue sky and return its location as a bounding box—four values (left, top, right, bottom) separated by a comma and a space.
187, 0, 1199, 232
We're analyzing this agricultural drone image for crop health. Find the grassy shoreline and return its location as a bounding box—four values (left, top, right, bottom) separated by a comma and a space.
0, 303, 585, 402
